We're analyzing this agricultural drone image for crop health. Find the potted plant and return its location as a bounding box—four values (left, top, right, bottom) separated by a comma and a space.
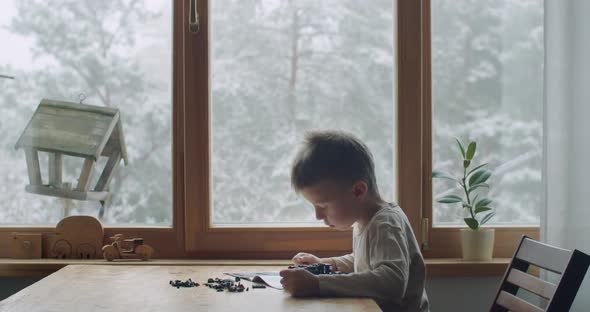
432, 138, 496, 261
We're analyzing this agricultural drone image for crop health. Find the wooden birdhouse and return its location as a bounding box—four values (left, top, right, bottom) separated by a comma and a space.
15, 99, 128, 219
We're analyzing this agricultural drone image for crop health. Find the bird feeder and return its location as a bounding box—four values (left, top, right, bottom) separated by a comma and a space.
15, 98, 128, 218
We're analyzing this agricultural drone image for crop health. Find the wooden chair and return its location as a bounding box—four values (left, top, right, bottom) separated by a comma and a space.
490, 236, 590, 312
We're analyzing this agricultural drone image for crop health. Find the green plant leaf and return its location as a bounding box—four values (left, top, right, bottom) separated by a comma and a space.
472, 194, 479, 206
467, 168, 487, 180
437, 195, 463, 204
475, 198, 493, 209
467, 163, 488, 177
463, 159, 471, 168
480, 212, 496, 225
474, 207, 492, 214
432, 170, 457, 181
455, 137, 466, 158
469, 169, 492, 187
468, 183, 490, 194
466, 142, 477, 160
464, 218, 479, 230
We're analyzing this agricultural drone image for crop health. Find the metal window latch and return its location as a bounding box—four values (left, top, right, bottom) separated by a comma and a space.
189, 0, 199, 33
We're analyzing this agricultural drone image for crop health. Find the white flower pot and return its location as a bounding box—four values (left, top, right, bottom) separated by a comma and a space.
460, 228, 495, 261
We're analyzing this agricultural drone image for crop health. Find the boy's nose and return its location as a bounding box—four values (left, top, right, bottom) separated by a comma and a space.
315, 208, 325, 220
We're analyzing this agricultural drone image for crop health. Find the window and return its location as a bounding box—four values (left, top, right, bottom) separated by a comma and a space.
184, 0, 405, 256
0, 0, 173, 226
431, 0, 543, 226
3, 0, 535, 260
424, 0, 542, 257
0, 0, 413, 259
210, 0, 396, 226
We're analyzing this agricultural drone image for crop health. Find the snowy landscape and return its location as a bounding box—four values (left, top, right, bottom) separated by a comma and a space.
0, 0, 542, 226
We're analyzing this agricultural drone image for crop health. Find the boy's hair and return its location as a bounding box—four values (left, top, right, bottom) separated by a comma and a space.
291, 130, 379, 196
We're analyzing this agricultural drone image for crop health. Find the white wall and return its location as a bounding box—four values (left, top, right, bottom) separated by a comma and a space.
426, 277, 502, 312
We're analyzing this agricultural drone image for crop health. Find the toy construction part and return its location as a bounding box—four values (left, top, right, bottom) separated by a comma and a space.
49, 216, 104, 259
287, 263, 345, 275
204, 277, 249, 292
102, 234, 154, 261
169, 279, 199, 288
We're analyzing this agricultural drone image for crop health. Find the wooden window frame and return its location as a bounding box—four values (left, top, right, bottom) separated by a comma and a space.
182, 0, 431, 259
183, 0, 354, 259
0, 0, 538, 260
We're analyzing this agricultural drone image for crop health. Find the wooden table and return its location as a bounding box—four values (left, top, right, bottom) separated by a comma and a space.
0, 265, 379, 311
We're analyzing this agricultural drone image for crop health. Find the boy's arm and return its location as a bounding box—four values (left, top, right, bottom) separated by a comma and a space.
317, 223, 415, 304
322, 254, 354, 273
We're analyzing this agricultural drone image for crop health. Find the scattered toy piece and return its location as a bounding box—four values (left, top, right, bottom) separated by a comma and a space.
205, 277, 252, 293
169, 278, 199, 288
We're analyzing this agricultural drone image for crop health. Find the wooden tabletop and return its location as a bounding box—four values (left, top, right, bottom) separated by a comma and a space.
0, 265, 379, 312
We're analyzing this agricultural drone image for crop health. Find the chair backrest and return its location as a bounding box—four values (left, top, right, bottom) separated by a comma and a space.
490, 236, 590, 312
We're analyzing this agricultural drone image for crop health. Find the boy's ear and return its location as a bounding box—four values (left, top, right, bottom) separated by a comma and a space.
351, 181, 368, 199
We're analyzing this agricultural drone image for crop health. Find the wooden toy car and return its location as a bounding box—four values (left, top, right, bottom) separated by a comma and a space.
102, 234, 154, 261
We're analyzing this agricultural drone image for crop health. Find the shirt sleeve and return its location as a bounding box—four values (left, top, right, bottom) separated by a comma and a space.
330, 253, 354, 273
318, 220, 410, 304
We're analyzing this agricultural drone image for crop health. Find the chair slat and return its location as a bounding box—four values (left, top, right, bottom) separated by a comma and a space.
517, 238, 571, 273
507, 268, 557, 300
497, 291, 544, 312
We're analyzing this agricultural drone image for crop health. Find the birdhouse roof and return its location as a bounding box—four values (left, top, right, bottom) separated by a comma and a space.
15, 99, 128, 164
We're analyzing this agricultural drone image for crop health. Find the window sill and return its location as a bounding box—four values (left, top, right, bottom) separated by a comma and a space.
0, 258, 510, 277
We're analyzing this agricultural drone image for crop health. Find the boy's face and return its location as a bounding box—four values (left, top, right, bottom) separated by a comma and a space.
300, 180, 367, 229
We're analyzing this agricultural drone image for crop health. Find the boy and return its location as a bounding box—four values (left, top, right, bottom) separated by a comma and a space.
279, 130, 430, 312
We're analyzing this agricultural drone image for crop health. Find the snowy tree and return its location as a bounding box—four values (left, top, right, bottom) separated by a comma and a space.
210, 0, 395, 223
1, 0, 172, 224
432, 0, 543, 225
0, 0, 543, 226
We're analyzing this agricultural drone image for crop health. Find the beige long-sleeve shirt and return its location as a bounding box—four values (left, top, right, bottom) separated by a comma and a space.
318, 203, 430, 312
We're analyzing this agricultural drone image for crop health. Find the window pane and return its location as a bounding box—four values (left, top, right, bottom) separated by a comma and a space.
211, 0, 396, 225
432, 0, 543, 225
0, 0, 172, 225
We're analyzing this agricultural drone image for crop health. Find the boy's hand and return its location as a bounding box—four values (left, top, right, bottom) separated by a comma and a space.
292, 252, 321, 265
280, 269, 320, 297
